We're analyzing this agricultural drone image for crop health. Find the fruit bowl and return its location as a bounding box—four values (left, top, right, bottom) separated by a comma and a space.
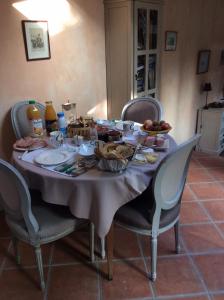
140, 126, 172, 136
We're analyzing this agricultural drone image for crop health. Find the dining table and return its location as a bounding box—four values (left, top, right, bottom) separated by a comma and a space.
12, 130, 176, 278
12, 138, 175, 235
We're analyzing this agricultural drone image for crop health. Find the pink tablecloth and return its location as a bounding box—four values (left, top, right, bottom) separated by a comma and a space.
12, 137, 176, 238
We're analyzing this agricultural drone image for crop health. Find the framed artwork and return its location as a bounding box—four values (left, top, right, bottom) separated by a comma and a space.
22, 20, 51, 61
165, 31, 177, 51
197, 50, 210, 74
220, 50, 224, 65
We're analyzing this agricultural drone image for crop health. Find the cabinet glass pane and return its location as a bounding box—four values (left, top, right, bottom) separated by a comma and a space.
138, 9, 147, 50
148, 54, 156, 90
137, 55, 146, 93
149, 10, 158, 49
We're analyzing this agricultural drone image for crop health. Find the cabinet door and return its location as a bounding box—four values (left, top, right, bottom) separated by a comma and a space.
134, 1, 161, 99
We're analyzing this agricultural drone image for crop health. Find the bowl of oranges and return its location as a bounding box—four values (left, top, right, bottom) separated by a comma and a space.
141, 120, 172, 136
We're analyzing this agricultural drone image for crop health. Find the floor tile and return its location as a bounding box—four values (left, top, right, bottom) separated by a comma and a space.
202, 200, 224, 221
140, 228, 185, 257
152, 256, 204, 296
182, 185, 195, 202
5, 241, 52, 268
181, 224, 224, 252
193, 254, 224, 292
217, 223, 224, 234
180, 202, 209, 224
101, 260, 152, 299
192, 151, 210, 158
48, 264, 98, 300
196, 157, 224, 168
171, 296, 209, 300
190, 183, 224, 200
211, 294, 224, 300
187, 168, 214, 183
207, 168, 224, 181
0, 268, 47, 300
52, 232, 91, 264
189, 158, 203, 169
113, 228, 141, 259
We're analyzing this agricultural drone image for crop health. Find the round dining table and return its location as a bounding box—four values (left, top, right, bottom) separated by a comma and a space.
12, 136, 176, 239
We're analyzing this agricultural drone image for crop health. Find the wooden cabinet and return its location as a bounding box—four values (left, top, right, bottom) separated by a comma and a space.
196, 108, 224, 155
104, 0, 162, 119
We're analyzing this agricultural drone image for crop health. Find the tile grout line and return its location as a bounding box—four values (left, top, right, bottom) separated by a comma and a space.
136, 233, 156, 299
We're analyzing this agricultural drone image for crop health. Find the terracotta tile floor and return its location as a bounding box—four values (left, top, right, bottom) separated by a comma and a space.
0, 151, 224, 300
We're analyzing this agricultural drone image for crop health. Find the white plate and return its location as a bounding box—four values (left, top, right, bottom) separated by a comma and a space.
78, 144, 95, 157
34, 150, 70, 166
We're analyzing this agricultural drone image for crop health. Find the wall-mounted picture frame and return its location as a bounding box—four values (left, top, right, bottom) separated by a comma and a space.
165, 31, 177, 51
220, 49, 224, 65
197, 50, 210, 74
22, 20, 51, 61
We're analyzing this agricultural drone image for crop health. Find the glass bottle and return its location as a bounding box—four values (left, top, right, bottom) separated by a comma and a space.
45, 101, 57, 135
26, 100, 44, 137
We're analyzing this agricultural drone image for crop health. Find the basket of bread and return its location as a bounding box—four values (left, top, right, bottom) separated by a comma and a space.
141, 120, 172, 136
95, 142, 134, 172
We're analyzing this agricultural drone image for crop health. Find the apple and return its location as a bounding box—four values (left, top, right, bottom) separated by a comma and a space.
161, 123, 170, 130
143, 119, 153, 130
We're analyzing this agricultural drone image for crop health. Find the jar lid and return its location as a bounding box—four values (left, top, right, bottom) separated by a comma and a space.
57, 112, 65, 117
28, 100, 35, 104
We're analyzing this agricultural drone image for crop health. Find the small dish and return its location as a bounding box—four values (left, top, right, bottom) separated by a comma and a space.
78, 144, 95, 157
34, 150, 70, 166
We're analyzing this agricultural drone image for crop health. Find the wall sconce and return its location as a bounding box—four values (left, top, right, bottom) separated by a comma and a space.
203, 82, 212, 109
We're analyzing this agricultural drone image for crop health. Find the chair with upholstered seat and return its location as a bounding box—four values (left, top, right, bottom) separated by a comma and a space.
121, 97, 163, 123
0, 159, 94, 290
11, 100, 45, 139
112, 134, 201, 281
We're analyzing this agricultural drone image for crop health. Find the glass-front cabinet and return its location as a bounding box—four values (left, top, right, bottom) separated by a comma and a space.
134, 2, 160, 98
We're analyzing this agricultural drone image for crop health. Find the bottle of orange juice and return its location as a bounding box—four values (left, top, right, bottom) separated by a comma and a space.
26, 100, 44, 137
45, 101, 57, 135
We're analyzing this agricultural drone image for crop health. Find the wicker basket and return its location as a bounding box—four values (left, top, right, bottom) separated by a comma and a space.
68, 125, 90, 138
98, 158, 129, 172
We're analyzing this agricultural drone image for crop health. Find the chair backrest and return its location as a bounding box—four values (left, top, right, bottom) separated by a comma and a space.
0, 159, 39, 237
11, 100, 45, 139
121, 97, 163, 123
151, 134, 201, 233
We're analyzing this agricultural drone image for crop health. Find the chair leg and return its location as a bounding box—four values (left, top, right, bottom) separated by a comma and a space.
12, 236, 20, 265
106, 223, 114, 280
174, 221, 181, 254
150, 236, 157, 282
100, 238, 106, 259
90, 222, 95, 262
34, 245, 45, 291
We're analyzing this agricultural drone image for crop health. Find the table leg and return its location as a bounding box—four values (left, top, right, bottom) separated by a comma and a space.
106, 223, 114, 280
